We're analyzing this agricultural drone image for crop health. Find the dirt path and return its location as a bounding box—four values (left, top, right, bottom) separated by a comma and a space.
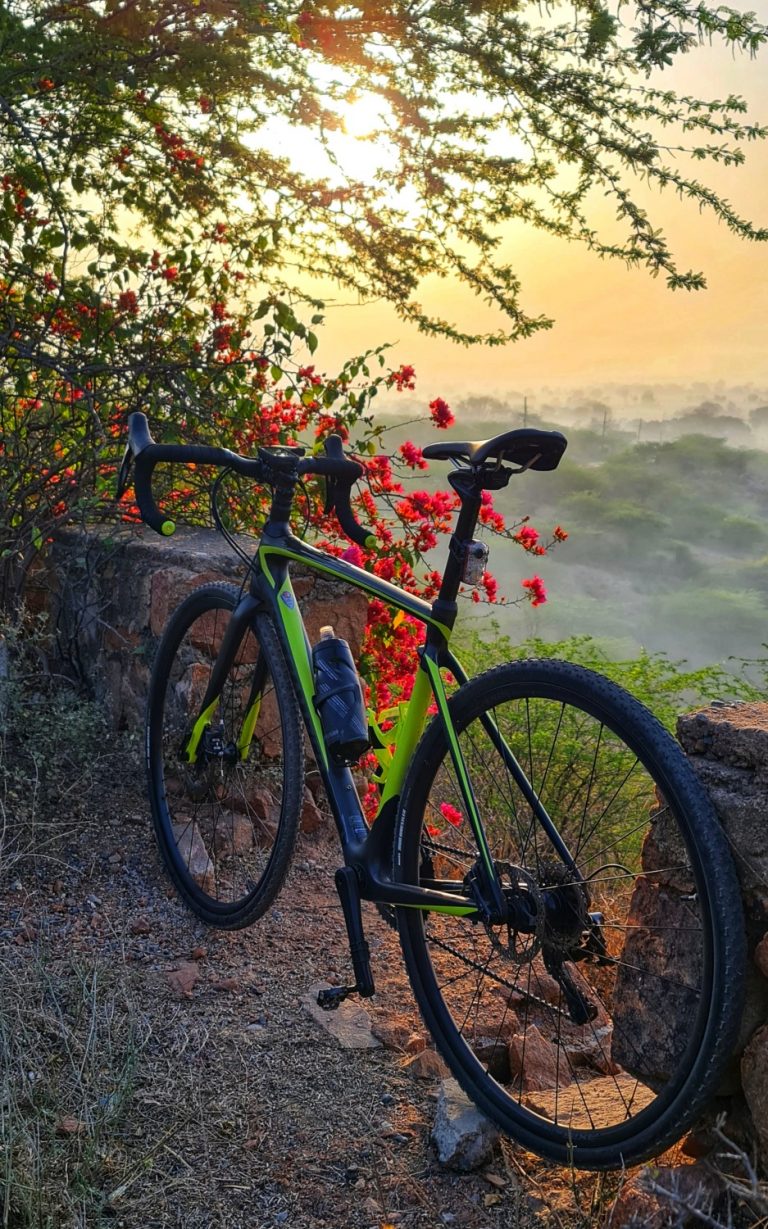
2, 771, 602, 1229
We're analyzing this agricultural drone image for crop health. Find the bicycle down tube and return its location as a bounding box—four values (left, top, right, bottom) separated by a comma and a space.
185, 521, 580, 921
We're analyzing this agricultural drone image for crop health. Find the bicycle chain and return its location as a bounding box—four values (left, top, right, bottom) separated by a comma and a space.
426, 929, 567, 1020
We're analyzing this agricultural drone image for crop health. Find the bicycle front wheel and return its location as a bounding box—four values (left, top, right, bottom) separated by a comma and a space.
147, 582, 303, 928
394, 659, 744, 1170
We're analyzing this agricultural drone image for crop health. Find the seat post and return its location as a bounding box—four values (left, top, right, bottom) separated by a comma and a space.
432, 471, 483, 625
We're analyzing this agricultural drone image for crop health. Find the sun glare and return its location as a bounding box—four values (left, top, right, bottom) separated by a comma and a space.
340, 92, 391, 139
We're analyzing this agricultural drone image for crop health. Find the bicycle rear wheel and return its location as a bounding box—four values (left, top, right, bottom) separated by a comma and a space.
394, 659, 744, 1170
147, 582, 303, 928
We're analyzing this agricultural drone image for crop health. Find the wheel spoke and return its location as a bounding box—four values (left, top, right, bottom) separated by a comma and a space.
396, 660, 741, 1168
148, 587, 302, 926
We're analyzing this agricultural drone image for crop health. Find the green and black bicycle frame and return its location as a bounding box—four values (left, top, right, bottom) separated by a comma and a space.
122, 412, 587, 1003
191, 466, 581, 1000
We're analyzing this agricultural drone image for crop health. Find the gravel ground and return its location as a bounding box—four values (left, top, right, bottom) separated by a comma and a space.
0, 755, 625, 1229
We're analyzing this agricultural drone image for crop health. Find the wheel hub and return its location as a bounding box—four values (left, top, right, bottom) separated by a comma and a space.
178, 721, 238, 800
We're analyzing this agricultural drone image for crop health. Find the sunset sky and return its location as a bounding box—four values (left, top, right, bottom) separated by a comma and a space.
310, 15, 768, 401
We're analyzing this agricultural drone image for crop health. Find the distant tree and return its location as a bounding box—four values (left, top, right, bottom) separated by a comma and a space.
458, 395, 516, 420
749, 405, 768, 430
682, 401, 725, 420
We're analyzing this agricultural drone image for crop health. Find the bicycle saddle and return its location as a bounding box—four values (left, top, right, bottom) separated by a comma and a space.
422, 427, 567, 471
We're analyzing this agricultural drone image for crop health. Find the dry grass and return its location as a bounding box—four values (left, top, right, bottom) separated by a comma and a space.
0, 949, 151, 1227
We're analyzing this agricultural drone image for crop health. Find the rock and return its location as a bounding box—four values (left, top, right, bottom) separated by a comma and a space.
191, 945, 207, 960
754, 933, 768, 980
299, 787, 325, 835
251, 691, 283, 758
303, 983, 382, 1050
247, 788, 279, 844
524, 1072, 654, 1131
171, 822, 215, 893
213, 976, 239, 992
212, 812, 255, 856
741, 1022, 768, 1158
370, 1012, 426, 1053
149, 566, 193, 636
56, 1116, 85, 1137
304, 772, 325, 804
610, 874, 704, 1086
302, 591, 369, 660
602, 1163, 720, 1229
678, 703, 768, 775
431, 1077, 499, 1171
678, 706, 768, 921
508, 1024, 568, 1093
403, 1049, 449, 1081
472, 1037, 512, 1083
165, 961, 199, 999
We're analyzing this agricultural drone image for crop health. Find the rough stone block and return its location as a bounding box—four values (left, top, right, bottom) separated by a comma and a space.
432, 1077, 499, 1171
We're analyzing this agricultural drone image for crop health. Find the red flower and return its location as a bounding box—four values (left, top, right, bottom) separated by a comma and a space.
399, 441, 428, 470
211, 300, 227, 320
161, 265, 178, 281
440, 802, 463, 827
483, 572, 498, 602
521, 575, 547, 607
212, 324, 233, 350
429, 397, 454, 429
117, 289, 139, 315
199, 95, 213, 114
37, 77, 55, 91
42, 272, 57, 292
387, 364, 416, 392
513, 524, 539, 551
553, 525, 569, 541
341, 543, 364, 567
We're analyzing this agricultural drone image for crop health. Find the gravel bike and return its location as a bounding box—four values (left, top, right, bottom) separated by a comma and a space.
118, 411, 745, 1170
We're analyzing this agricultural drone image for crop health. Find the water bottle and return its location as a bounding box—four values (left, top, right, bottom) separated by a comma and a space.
312, 626, 370, 764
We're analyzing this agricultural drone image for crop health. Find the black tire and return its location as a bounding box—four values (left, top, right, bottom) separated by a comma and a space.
147, 583, 303, 928
394, 659, 745, 1170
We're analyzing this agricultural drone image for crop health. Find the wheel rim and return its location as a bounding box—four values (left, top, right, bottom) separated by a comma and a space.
155, 601, 290, 912
405, 684, 714, 1149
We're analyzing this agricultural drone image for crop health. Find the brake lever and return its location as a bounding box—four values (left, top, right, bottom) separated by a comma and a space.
323, 474, 337, 514
116, 443, 133, 500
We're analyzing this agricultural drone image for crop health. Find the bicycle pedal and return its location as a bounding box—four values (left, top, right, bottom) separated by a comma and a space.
317, 985, 357, 1010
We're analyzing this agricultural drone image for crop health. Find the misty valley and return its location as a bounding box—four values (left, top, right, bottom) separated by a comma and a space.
378, 385, 768, 686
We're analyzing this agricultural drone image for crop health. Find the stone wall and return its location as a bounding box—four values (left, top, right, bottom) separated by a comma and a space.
609, 700, 768, 1162
677, 703, 768, 1156
35, 527, 368, 730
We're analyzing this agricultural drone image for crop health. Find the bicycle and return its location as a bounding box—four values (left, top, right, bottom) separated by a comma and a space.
118, 411, 745, 1171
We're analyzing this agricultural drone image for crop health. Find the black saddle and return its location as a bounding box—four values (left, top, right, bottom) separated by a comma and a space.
422, 427, 567, 471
